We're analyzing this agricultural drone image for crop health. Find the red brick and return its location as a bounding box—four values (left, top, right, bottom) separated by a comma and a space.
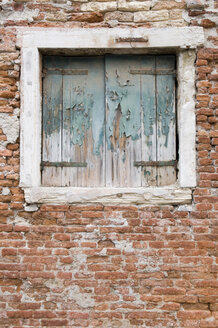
69, 312, 89, 319
201, 19, 216, 28
56, 272, 72, 279
41, 320, 68, 326
81, 211, 104, 218
95, 272, 128, 279
2, 248, 17, 256
54, 233, 70, 241
177, 310, 211, 319
7, 311, 33, 318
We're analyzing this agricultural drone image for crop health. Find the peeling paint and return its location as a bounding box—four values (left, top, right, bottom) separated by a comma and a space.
106, 57, 141, 151
43, 57, 105, 157
142, 74, 156, 139
65, 87, 93, 147
43, 73, 62, 138
144, 170, 151, 177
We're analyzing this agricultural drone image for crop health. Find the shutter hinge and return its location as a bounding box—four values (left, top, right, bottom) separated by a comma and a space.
130, 69, 176, 76
42, 68, 88, 76
134, 160, 177, 167
41, 161, 87, 170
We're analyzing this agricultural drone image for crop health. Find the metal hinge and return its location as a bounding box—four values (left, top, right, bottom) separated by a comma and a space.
42, 68, 88, 76
134, 160, 177, 167
130, 69, 176, 76
41, 161, 87, 170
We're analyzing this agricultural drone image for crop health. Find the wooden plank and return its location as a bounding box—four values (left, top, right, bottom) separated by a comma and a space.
156, 55, 176, 186
62, 56, 105, 187
105, 55, 141, 187
42, 65, 62, 186
141, 56, 157, 186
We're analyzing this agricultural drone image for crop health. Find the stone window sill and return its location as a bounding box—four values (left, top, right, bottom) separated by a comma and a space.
23, 186, 192, 206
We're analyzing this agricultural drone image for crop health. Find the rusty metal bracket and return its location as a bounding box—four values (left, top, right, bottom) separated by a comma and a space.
115, 37, 148, 43
134, 160, 177, 167
43, 68, 88, 75
41, 161, 87, 170
130, 69, 176, 76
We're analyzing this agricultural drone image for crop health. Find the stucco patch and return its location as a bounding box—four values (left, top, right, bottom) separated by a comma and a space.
67, 285, 95, 308
0, 7, 39, 23
0, 113, 19, 150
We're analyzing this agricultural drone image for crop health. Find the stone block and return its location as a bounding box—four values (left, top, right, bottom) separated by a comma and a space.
118, 0, 151, 12
152, 1, 186, 10
169, 9, 183, 20
104, 11, 134, 22
186, 0, 205, 9
81, 2, 117, 12
46, 12, 68, 22
134, 10, 169, 22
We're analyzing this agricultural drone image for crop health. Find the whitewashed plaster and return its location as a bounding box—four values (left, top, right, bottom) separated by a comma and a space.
177, 50, 196, 188
18, 27, 204, 205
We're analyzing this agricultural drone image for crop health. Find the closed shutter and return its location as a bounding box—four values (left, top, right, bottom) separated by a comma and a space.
42, 55, 176, 187
42, 56, 105, 187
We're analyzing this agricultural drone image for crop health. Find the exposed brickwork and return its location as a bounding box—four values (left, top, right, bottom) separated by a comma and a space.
0, 0, 217, 327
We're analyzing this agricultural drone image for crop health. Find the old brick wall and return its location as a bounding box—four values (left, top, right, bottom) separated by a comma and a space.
0, 0, 217, 327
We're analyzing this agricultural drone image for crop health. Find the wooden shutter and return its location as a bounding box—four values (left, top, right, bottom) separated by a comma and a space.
105, 55, 176, 187
42, 56, 105, 187
42, 55, 176, 187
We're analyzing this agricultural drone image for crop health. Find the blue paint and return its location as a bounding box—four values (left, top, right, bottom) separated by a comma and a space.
106, 55, 141, 151
43, 73, 62, 137
144, 170, 151, 177
62, 56, 105, 156
141, 56, 156, 142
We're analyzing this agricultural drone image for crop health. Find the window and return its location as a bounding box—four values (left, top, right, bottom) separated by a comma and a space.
42, 55, 176, 188
19, 27, 204, 204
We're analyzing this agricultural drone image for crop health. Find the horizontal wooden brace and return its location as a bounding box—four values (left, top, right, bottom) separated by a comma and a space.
41, 161, 87, 169
43, 68, 88, 75
130, 69, 176, 76
134, 160, 177, 167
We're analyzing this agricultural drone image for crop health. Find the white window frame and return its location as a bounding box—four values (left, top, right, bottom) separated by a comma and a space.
19, 27, 204, 205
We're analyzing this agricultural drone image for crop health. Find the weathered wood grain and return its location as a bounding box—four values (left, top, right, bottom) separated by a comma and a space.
156, 56, 176, 186
105, 55, 141, 187
141, 56, 157, 186
42, 70, 62, 186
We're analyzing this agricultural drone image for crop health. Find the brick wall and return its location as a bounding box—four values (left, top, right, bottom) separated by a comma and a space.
0, 0, 218, 327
